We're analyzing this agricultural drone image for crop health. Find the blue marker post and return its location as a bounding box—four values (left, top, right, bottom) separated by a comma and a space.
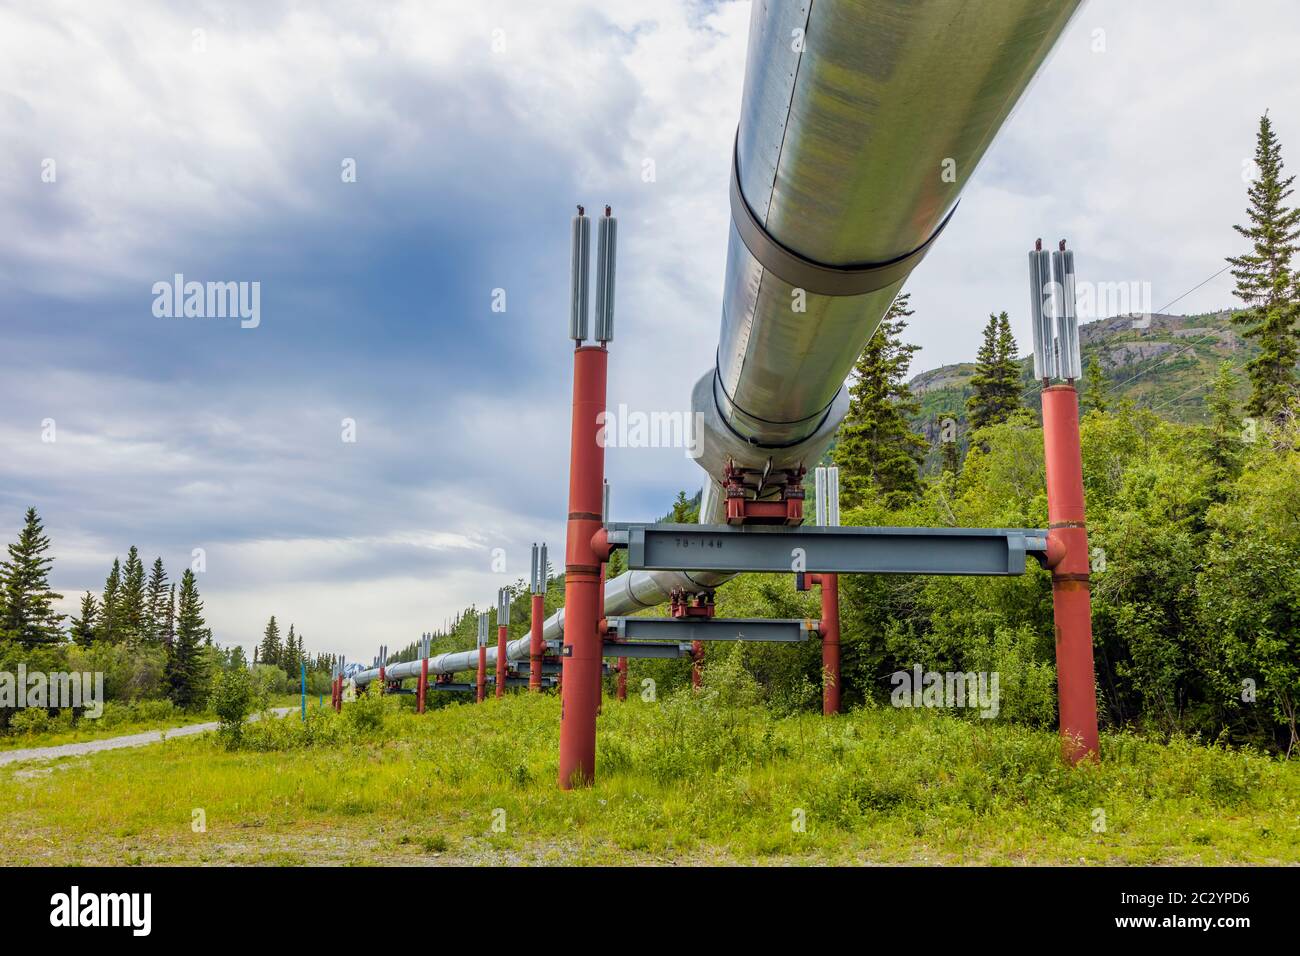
301, 661, 307, 722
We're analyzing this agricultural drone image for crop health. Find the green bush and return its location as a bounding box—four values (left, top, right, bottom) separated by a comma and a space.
251, 664, 288, 703
235, 708, 348, 751
9, 707, 51, 736
341, 680, 390, 736
211, 667, 254, 747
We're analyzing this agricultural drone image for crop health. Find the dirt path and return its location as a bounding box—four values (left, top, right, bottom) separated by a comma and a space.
0, 708, 296, 767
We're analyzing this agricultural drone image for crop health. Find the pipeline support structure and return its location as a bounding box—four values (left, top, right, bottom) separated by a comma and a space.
347, 0, 1099, 782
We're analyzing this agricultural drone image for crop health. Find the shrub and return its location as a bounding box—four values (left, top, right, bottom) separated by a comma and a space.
236, 709, 348, 751
342, 680, 390, 735
9, 707, 51, 735
251, 664, 288, 703
211, 667, 254, 747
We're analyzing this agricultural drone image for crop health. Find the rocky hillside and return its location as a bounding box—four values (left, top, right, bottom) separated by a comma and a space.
910, 311, 1252, 442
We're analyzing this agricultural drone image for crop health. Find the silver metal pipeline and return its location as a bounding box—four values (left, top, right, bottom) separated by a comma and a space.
356, 0, 1082, 687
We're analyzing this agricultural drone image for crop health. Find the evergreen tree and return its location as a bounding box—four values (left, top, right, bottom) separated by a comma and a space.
1204, 361, 1245, 489
0, 507, 65, 645
832, 293, 927, 508
1227, 112, 1300, 422
1082, 353, 1109, 414
69, 591, 99, 646
100, 558, 122, 644
144, 557, 168, 643
120, 545, 146, 644
666, 490, 700, 524
259, 615, 282, 667
167, 569, 208, 708
967, 311, 1022, 428
283, 624, 299, 674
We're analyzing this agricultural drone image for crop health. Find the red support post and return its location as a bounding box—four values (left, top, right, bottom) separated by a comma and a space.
417, 657, 428, 714
477, 644, 486, 703
691, 641, 703, 689
814, 573, 841, 715
529, 593, 544, 692
557, 345, 608, 789
496, 625, 508, 699
1042, 384, 1100, 764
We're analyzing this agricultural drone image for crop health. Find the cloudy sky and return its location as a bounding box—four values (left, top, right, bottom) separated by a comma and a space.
1, 0, 1297, 664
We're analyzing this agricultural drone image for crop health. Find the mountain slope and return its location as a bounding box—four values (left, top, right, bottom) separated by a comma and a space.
910, 311, 1253, 441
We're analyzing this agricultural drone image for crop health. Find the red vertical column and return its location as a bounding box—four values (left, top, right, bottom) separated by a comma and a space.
691, 642, 703, 689
529, 593, 544, 692
557, 345, 608, 789
477, 644, 486, 703
496, 624, 508, 699
819, 573, 841, 715
1042, 384, 1100, 763
417, 658, 428, 714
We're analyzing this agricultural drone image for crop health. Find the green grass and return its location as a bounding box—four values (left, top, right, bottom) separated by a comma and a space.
2, 683, 1296, 866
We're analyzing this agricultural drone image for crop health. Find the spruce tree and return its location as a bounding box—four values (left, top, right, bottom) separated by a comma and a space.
100, 558, 122, 644
120, 545, 146, 644
1082, 354, 1109, 414
668, 490, 699, 524
69, 591, 99, 646
1227, 112, 1300, 422
832, 293, 927, 508
283, 624, 299, 674
967, 312, 1022, 429
144, 557, 168, 643
259, 615, 282, 667
1205, 360, 1245, 489
0, 508, 65, 646
167, 569, 208, 708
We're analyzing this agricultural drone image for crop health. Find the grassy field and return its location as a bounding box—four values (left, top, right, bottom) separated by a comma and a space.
1, 683, 1296, 866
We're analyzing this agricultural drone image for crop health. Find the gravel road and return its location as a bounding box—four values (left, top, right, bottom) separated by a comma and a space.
0, 707, 297, 767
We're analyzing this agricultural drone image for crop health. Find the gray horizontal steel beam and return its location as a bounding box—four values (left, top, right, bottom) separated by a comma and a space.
508, 660, 563, 675
486, 676, 549, 690
606, 523, 1048, 576
602, 640, 693, 659
606, 616, 813, 643
431, 679, 557, 692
